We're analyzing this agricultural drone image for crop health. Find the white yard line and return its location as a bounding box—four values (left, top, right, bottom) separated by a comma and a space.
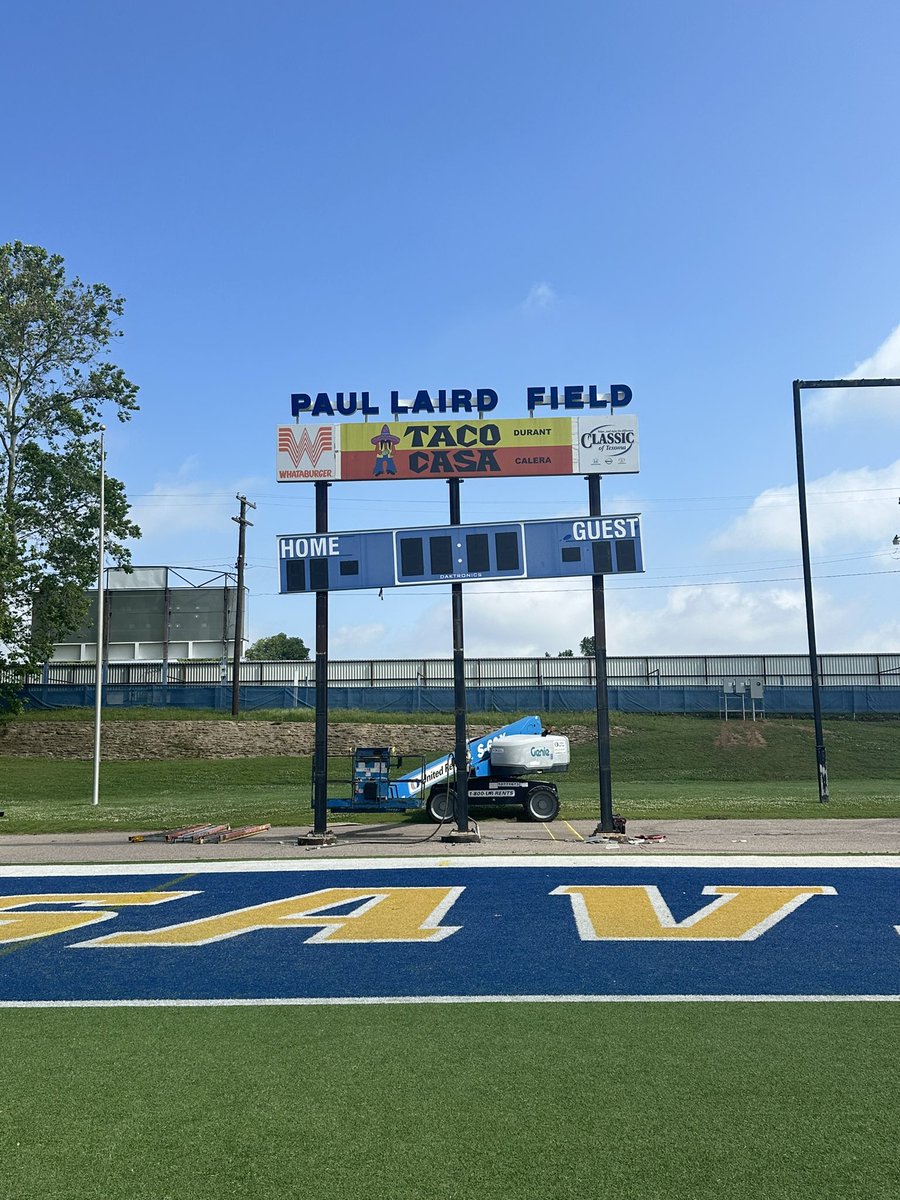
1, 993, 898, 1009
1, 855, 899, 877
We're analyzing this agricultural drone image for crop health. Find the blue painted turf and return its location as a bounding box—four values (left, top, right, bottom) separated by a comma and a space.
1, 864, 897, 1001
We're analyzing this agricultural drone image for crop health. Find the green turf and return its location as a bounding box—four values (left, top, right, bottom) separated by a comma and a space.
0, 1003, 896, 1200
566, 778, 899, 818
2, 712, 898, 832
0, 753, 897, 833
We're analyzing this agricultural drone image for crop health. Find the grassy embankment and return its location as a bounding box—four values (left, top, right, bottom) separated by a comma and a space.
1, 708, 897, 832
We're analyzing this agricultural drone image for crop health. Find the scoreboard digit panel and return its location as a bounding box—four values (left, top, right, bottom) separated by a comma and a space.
278, 531, 394, 593
523, 516, 643, 579
394, 523, 526, 584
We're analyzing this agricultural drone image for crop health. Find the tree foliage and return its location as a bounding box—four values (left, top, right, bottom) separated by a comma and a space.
0, 242, 139, 701
580, 636, 595, 656
245, 633, 310, 661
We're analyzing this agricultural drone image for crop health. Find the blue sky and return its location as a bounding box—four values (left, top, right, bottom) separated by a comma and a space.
4, 0, 900, 657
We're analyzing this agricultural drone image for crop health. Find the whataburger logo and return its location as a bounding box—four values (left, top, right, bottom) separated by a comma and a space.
277, 426, 334, 467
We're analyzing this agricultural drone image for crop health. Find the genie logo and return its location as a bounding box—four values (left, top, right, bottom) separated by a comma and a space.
580, 424, 636, 453
530, 746, 551, 758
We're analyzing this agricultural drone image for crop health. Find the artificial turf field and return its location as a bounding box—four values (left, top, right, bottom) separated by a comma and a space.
2, 1002, 898, 1200
0, 859, 898, 1199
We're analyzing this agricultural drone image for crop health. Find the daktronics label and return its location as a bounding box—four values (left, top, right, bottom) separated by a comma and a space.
276, 416, 639, 482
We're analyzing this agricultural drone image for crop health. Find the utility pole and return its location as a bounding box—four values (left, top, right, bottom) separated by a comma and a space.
231, 494, 255, 717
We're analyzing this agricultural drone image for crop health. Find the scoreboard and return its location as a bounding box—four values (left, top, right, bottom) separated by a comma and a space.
278, 515, 643, 594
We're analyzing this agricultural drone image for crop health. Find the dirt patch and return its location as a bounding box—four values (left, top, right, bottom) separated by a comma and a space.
714, 723, 767, 749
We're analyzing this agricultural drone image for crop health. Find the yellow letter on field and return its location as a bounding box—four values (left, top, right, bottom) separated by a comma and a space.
552, 885, 835, 941
0, 892, 197, 944
78, 886, 464, 947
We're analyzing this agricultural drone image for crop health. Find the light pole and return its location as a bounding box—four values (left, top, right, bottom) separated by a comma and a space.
792, 377, 900, 803
91, 426, 106, 806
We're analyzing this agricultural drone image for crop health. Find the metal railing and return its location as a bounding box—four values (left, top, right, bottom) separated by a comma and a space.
8, 652, 900, 689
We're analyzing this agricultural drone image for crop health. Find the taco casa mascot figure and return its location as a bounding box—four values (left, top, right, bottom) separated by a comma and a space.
372, 425, 400, 476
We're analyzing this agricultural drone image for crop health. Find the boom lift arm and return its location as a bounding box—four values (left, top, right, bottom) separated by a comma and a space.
326, 716, 569, 823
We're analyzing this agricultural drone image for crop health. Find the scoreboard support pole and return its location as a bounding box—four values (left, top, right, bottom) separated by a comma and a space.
588, 474, 616, 835
308, 480, 335, 842
444, 478, 480, 842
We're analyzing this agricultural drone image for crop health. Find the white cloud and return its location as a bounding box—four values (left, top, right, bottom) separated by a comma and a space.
129, 464, 264, 539
459, 578, 813, 656
131, 483, 231, 538
851, 613, 900, 651
413, 576, 848, 657
460, 575, 887, 657
711, 460, 900, 554
521, 281, 557, 313
252, 562, 895, 663
330, 622, 389, 655
464, 579, 591, 656
608, 584, 812, 653
807, 322, 900, 424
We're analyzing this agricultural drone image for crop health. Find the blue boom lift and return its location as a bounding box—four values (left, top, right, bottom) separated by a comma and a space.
326, 715, 570, 823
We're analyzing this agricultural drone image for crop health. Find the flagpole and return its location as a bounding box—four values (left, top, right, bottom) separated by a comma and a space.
91, 427, 106, 806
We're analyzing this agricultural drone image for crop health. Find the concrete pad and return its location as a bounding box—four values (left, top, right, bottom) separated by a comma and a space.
0, 817, 897, 865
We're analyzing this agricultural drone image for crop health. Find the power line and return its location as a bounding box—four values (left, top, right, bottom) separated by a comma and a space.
241, 547, 897, 577
251, 565, 899, 598
126, 482, 900, 506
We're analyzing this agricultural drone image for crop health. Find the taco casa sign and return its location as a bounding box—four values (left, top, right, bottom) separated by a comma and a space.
276, 386, 638, 482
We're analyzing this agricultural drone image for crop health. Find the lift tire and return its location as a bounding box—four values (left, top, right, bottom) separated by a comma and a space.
525, 785, 559, 823
425, 788, 455, 824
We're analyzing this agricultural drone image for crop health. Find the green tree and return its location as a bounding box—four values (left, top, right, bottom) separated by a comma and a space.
245, 632, 310, 661
1, 242, 139, 705
580, 636, 595, 656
